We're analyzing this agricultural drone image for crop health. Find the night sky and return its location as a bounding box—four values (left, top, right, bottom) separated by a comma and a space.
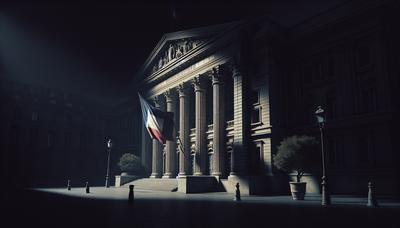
0, 0, 346, 105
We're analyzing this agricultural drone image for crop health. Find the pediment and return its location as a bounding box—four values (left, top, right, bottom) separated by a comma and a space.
150, 37, 207, 75
139, 21, 242, 79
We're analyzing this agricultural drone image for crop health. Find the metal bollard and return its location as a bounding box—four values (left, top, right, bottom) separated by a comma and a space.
367, 181, 378, 207
67, 180, 71, 191
129, 185, 134, 204
234, 182, 241, 201
85, 182, 90, 194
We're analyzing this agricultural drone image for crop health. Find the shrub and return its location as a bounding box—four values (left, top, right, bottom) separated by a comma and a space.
117, 153, 144, 174
273, 135, 319, 182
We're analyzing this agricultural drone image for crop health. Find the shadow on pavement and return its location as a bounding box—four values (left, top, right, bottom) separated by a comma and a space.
2, 189, 400, 228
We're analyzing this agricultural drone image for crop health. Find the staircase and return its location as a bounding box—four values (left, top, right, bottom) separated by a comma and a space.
123, 178, 178, 192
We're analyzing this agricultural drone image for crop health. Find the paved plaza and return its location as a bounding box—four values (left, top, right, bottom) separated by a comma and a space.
2, 187, 400, 228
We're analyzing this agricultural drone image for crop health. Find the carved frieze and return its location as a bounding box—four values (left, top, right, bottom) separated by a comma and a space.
151, 39, 202, 74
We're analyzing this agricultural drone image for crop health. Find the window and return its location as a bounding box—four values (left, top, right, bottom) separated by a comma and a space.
250, 89, 259, 105
13, 107, 21, 122
361, 87, 377, 113
49, 90, 55, 98
251, 106, 261, 124
302, 65, 312, 84
250, 142, 264, 174
10, 126, 19, 145
358, 135, 374, 164
354, 40, 374, 73
251, 89, 262, 124
29, 128, 38, 147
65, 113, 73, 126
64, 132, 72, 149
327, 55, 335, 79
326, 92, 336, 119
32, 111, 39, 121
47, 131, 54, 148
357, 45, 370, 68
312, 61, 323, 81
304, 94, 314, 124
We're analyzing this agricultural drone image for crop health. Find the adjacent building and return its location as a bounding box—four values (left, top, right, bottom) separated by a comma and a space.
0, 78, 110, 187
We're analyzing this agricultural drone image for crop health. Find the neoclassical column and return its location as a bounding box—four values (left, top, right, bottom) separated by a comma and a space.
177, 84, 190, 177
230, 63, 249, 176
192, 76, 207, 175
162, 89, 176, 178
150, 96, 163, 178
210, 66, 225, 177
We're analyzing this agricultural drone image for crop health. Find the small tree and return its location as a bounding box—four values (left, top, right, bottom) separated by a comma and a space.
117, 153, 144, 174
273, 135, 319, 183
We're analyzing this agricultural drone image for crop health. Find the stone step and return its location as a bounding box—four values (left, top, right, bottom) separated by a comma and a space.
221, 179, 235, 193
123, 178, 178, 192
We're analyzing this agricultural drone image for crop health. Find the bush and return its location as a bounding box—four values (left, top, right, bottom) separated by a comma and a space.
273, 135, 319, 182
117, 153, 144, 174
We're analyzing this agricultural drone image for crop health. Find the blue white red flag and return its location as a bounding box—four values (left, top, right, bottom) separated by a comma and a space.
138, 93, 174, 144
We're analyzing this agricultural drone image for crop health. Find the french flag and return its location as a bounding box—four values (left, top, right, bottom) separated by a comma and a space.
139, 93, 174, 144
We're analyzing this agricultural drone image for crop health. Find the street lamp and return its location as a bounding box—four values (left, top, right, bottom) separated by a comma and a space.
315, 106, 331, 206
105, 139, 112, 188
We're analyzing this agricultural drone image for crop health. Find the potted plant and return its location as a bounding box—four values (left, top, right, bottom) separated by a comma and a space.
273, 135, 319, 200
118, 153, 144, 176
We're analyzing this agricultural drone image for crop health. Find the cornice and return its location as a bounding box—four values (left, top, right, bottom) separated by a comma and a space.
290, 0, 386, 39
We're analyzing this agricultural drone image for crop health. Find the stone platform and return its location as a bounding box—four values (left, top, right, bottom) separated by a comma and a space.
123, 178, 178, 192
178, 175, 223, 193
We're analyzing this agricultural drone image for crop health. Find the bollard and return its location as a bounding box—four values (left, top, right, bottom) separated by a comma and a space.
367, 181, 378, 207
234, 182, 241, 201
67, 180, 71, 191
85, 182, 90, 194
128, 185, 134, 204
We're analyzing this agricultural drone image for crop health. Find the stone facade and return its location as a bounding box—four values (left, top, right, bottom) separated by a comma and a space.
137, 21, 276, 195
137, 1, 400, 195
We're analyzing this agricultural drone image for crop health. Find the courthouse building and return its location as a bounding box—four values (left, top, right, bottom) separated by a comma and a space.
136, 1, 400, 195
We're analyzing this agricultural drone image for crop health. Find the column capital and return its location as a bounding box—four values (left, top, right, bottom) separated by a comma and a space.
227, 59, 242, 78
192, 75, 205, 92
209, 66, 223, 85
177, 83, 189, 97
232, 65, 242, 78
164, 89, 175, 103
153, 96, 161, 108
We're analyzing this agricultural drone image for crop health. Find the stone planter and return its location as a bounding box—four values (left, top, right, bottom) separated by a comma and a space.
289, 182, 307, 200
121, 172, 131, 177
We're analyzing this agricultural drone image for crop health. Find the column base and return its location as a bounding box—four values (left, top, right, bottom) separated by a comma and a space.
193, 172, 203, 176
149, 173, 162, 178
162, 173, 175, 178
177, 173, 187, 178
229, 172, 238, 177
212, 171, 222, 177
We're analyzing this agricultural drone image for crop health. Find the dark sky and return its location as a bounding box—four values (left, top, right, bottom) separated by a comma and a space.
0, 0, 346, 105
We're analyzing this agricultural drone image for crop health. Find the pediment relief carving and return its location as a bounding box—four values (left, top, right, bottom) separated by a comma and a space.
151, 38, 205, 74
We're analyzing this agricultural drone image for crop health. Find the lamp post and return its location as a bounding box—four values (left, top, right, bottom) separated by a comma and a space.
315, 106, 331, 206
105, 139, 112, 188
